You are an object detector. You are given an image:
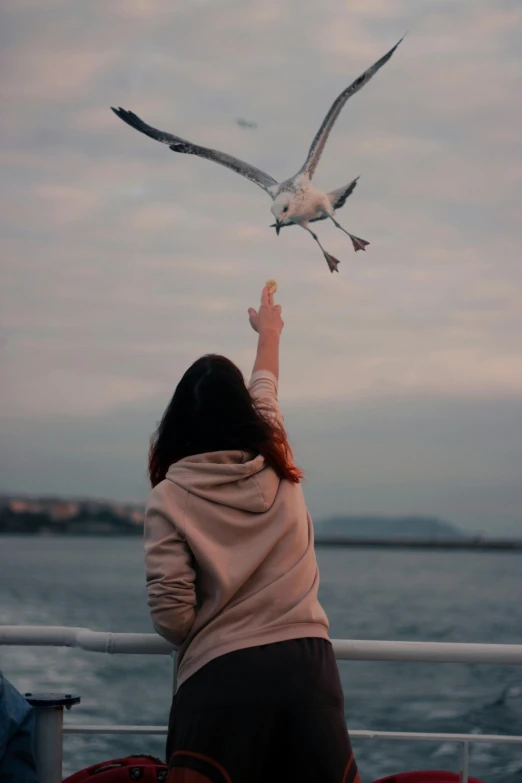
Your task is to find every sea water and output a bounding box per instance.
[1,536,521,781]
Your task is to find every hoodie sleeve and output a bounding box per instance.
[249,369,284,428]
[144,486,197,648]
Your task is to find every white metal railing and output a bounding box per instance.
[3,625,522,664]
[2,625,522,783]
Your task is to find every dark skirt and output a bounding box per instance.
[166,637,361,783]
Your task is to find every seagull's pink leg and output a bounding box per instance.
[329,216,370,253]
[302,225,341,273]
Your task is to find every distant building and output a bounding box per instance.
[49,502,80,521]
[129,509,145,525]
[8,499,44,514]
[1,494,145,534]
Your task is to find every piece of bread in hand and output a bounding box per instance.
[266,279,277,296]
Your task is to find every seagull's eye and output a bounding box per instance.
[283,206,288,213]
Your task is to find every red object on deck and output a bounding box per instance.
[373,772,484,782]
[62,754,167,781]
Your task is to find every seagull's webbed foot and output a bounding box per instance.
[324,252,341,273]
[348,233,370,252]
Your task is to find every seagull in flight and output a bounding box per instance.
[112,37,403,273]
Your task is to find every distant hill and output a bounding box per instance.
[315,515,465,540]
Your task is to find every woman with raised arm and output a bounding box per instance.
[144,285,361,783]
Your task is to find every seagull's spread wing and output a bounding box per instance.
[112,108,278,196]
[300,37,404,179]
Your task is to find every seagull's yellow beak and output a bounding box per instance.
[275,220,282,236]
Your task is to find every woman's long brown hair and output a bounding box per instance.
[149,354,303,488]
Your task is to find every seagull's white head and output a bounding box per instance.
[271,192,296,235]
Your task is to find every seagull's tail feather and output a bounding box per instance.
[328,177,360,211]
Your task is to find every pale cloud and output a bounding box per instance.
[105,0,179,20]
[341,0,408,20]
[2,367,163,418]
[31,184,102,225]
[316,20,383,62]
[351,133,444,160]
[130,202,198,233]
[1,49,118,104]
[0,0,521,530]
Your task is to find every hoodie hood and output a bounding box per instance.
[166,450,281,513]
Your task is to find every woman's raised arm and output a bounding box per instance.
[248,284,283,380]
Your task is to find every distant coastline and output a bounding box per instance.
[314,537,522,551]
[314,514,522,550]
[0,494,144,536]
[1,494,521,550]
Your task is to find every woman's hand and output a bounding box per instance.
[248,285,284,337]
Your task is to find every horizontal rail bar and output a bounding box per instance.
[351,731,522,745]
[333,639,522,665]
[64,725,168,735]
[2,626,522,664]
[0,626,173,655]
[62,725,522,744]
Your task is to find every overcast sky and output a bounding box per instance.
[1,0,521,534]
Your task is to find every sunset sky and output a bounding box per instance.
[1,0,521,534]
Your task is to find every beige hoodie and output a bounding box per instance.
[144,370,329,690]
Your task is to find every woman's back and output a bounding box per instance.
[144,371,329,689]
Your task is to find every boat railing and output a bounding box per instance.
[1,625,522,783]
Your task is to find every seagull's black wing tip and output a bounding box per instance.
[111,107,143,130]
[380,33,406,64]
[384,33,407,60]
[111,106,136,116]
[111,106,127,118]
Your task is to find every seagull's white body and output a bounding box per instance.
[112,37,403,273]
[274,176,332,223]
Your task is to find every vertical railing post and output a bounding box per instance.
[25,693,80,783]
[459,741,469,783]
